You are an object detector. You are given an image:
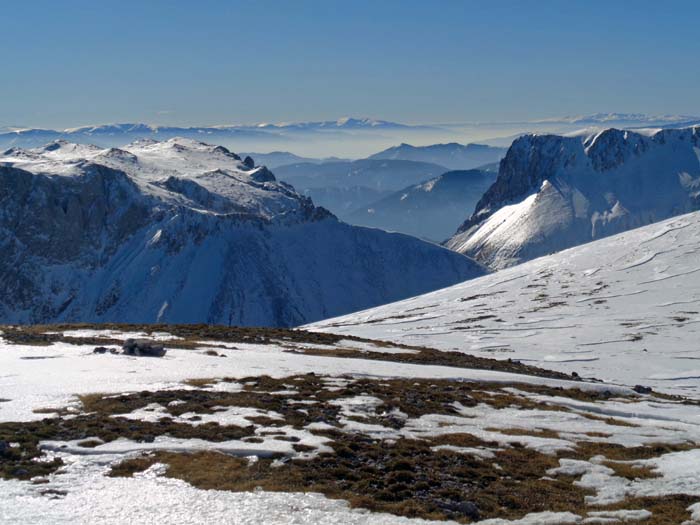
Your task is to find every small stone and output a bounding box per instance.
[633,384,653,394]
[457,502,480,520]
[121,339,166,358]
[250,166,275,182]
[93,346,108,354]
[31,478,50,485]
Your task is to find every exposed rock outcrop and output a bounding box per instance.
[447,127,700,268]
[0,138,484,326]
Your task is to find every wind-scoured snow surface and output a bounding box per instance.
[447,126,700,269]
[0,138,483,326]
[310,211,700,397]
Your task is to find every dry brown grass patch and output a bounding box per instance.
[109,437,593,523]
[486,427,561,439]
[601,460,660,480]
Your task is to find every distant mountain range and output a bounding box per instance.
[0,118,454,159]
[270,143,505,238]
[348,169,497,242]
[253,117,437,132]
[446,126,700,269]
[543,112,700,127]
[4,114,698,158]
[0,138,484,326]
[0,118,439,151]
[273,159,448,216]
[367,142,506,170]
[248,142,504,173]
[238,151,349,169]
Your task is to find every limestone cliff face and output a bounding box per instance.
[447,127,700,269]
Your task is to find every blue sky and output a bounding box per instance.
[3,0,699,128]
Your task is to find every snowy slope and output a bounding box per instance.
[368,142,506,170]
[347,169,496,242]
[447,127,700,269]
[0,138,484,326]
[309,211,700,396]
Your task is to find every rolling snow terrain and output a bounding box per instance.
[447,127,700,269]
[310,211,700,398]
[0,138,483,326]
[348,169,497,242]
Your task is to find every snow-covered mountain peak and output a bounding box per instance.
[63,122,157,134]
[118,137,249,177]
[0,138,300,220]
[41,139,103,157]
[447,126,700,269]
[0,138,483,326]
[335,116,362,126]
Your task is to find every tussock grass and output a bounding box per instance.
[3,364,699,523]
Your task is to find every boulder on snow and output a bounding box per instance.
[249,166,276,183]
[122,339,167,358]
[243,156,255,169]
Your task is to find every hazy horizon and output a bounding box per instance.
[4,0,699,131]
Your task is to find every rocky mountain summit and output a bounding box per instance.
[0,138,484,326]
[447,127,700,268]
